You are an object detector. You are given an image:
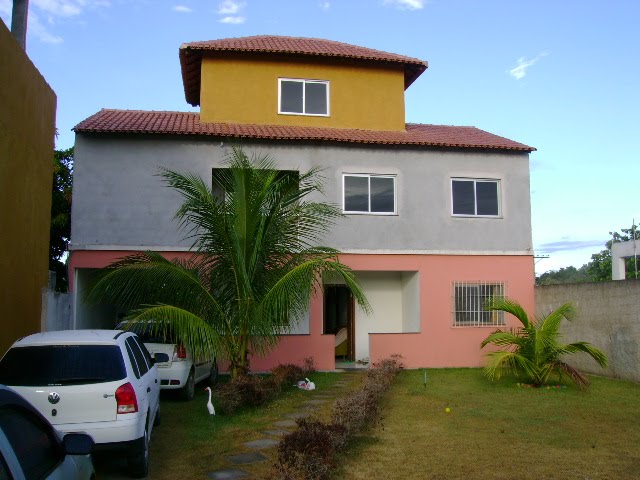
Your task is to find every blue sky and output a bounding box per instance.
[2,0,638,274]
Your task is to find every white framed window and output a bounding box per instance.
[343,174,396,215]
[278,78,329,116]
[452,281,505,327]
[451,178,500,217]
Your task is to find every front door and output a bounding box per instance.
[324,285,355,361]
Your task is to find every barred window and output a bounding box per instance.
[453,281,505,327]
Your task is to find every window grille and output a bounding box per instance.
[453,281,505,327]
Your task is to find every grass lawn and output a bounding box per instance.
[333,369,640,480]
[147,371,350,479]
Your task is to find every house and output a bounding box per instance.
[69,35,535,371]
[0,21,56,354]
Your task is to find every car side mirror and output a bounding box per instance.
[63,433,94,455]
[153,352,169,364]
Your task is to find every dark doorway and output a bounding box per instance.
[324,285,354,361]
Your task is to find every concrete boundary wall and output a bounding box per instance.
[535,280,640,382]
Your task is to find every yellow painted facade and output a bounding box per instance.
[0,22,56,354]
[200,57,406,131]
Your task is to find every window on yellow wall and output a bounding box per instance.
[279,78,329,116]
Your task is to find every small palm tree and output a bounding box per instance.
[88,147,370,378]
[480,298,607,389]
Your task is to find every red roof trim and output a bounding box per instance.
[179,35,428,106]
[74,109,536,152]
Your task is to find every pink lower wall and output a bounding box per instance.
[70,251,534,371]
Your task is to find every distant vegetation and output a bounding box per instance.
[537,225,639,285]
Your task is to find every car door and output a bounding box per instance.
[123,337,151,421]
[0,404,81,480]
[131,337,160,419]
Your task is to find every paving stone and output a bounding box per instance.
[273,419,296,428]
[262,429,289,437]
[284,412,311,419]
[207,468,251,479]
[244,438,280,449]
[227,452,268,465]
[310,394,332,399]
[303,399,328,405]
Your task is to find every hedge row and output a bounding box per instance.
[216,357,315,414]
[275,355,403,480]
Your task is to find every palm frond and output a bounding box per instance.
[552,360,590,390]
[484,351,536,381]
[538,303,576,334]
[485,298,532,328]
[86,251,226,320]
[127,305,220,359]
[559,342,608,367]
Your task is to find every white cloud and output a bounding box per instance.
[173,5,193,13]
[219,15,245,24]
[509,52,548,80]
[383,0,425,10]
[3,0,110,44]
[217,0,244,15]
[29,12,63,43]
[32,0,82,17]
[318,1,330,10]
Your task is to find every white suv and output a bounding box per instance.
[116,321,217,401]
[0,330,168,478]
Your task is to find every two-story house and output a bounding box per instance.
[70,35,535,371]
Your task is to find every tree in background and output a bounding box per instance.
[537,224,639,285]
[88,147,371,378]
[586,226,639,281]
[50,148,73,292]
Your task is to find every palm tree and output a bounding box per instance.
[480,298,607,389]
[88,147,370,378]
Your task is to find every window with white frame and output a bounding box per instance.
[453,281,505,327]
[279,78,329,116]
[451,178,500,216]
[343,174,396,214]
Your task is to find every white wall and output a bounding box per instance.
[355,272,404,361]
[401,271,420,332]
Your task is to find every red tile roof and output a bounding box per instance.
[74,109,535,152]
[179,35,428,106]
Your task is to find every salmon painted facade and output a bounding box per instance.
[70,36,536,371]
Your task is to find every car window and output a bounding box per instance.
[124,341,141,379]
[132,337,154,369]
[0,405,61,480]
[0,345,126,386]
[125,338,149,377]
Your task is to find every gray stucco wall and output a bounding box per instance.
[535,280,640,382]
[71,135,532,254]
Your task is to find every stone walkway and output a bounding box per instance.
[207,373,361,479]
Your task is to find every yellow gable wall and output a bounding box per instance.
[200,57,406,131]
[0,22,56,354]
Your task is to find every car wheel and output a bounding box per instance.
[153,403,161,427]
[180,369,195,401]
[208,359,219,385]
[128,421,149,478]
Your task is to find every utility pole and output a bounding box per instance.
[11,0,29,50]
